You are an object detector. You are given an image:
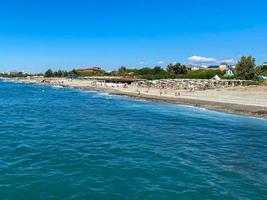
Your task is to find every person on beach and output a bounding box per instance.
[175,91,181,97]
[160,88,163,96]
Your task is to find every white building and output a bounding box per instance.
[225,69,234,77]
[201,65,209,69]
[191,67,200,71]
[229,65,236,69]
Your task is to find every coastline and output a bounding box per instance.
[1,77,267,119]
[81,86,267,118]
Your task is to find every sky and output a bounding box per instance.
[0,0,266,72]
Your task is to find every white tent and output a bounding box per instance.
[211,75,221,81]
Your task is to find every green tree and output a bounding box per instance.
[44,69,53,77]
[258,65,267,72]
[53,71,58,77]
[62,71,69,77]
[118,66,127,76]
[152,66,166,75]
[57,70,63,77]
[235,56,256,80]
[138,67,153,75]
[166,63,188,75]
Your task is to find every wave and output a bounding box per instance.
[52,85,64,89]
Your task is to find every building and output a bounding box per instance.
[224,69,234,77]
[207,63,229,71]
[207,65,220,70]
[219,63,228,71]
[75,67,103,74]
[191,66,200,71]
[263,62,267,66]
[229,65,236,69]
[201,65,209,69]
[186,65,200,71]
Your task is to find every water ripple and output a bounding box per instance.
[0,81,267,199]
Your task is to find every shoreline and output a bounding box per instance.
[1,77,267,119]
[80,86,267,119]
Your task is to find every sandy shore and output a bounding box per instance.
[2,77,267,118]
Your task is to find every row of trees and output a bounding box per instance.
[43,56,266,80]
[234,56,267,79]
[116,56,262,80]
[44,69,78,78]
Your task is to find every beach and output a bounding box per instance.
[2,77,267,118]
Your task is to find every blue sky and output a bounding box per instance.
[0,0,266,72]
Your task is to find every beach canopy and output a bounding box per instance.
[258,75,266,80]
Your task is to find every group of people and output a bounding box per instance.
[135,87,181,97]
[92,81,128,89]
[91,80,184,98]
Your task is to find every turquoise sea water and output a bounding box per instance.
[0,81,267,200]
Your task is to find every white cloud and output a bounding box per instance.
[219,58,235,64]
[188,56,217,63]
[157,61,164,65]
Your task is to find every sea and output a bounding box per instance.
[0,81,266,200]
